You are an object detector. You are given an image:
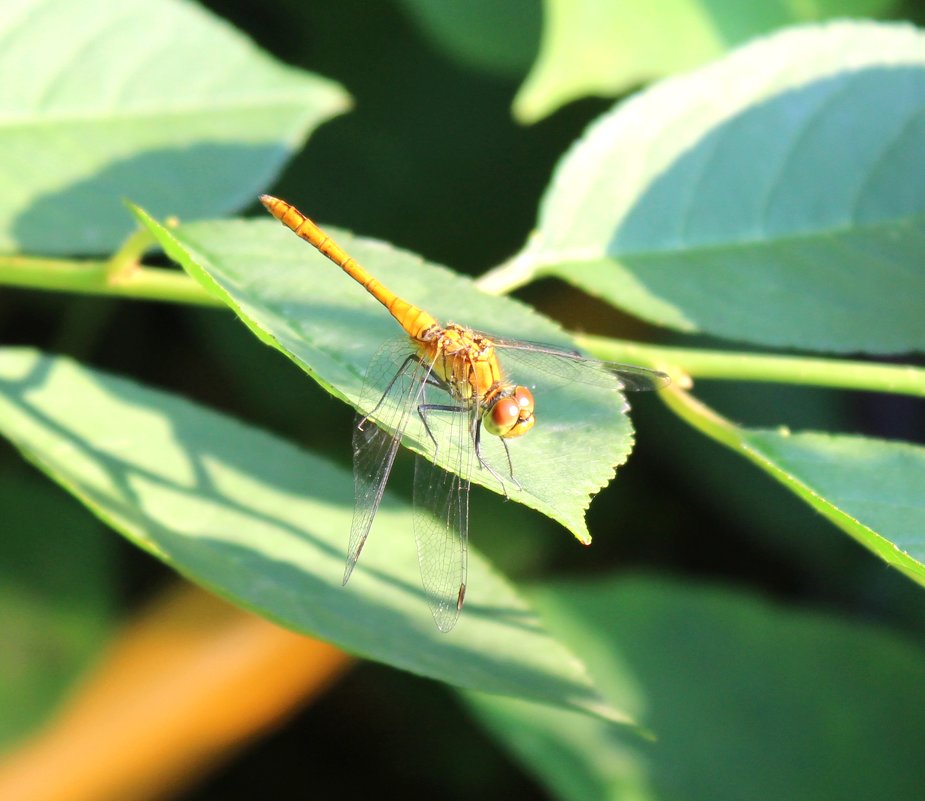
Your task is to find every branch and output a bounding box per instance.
[575,334,925,398]
[0,255,222,307]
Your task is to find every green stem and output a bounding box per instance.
[658,383,741,449]
[475,242,539,295]
[0,255,222,307]
[106,226,157,280]
[4,244,925,400]
[575,333,925,398]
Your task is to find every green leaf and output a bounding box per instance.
[0,347,632,724]
[514,0,895,122]
[465,575,925,801]
[741,428,925,585]
[133,207,645,545]
[395,0,540,77]
[662,387,925,587]
[0,470,113,750]
[520,21,925,353]
[0,0,349,255]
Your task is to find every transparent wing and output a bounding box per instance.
[488,336,670,392]
[411,381,475,632]
[345,341,432,585]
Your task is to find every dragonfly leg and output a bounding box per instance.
[473,419,516,498]
[360,354,428,430]
[417,402,467,464]
[499,437,523,492]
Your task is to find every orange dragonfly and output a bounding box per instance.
[261,195,669,631]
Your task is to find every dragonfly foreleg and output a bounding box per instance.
[499,437,523,492]
[473,419,519,498]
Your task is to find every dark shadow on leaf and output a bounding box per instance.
[11,142,290,256]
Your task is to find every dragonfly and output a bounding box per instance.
[260,195,669,631]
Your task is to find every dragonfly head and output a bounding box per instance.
[484,386,535,439]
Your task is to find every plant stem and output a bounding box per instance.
[575,333,925,398]
[0,255,222,307]
[656,384,834,538]
[475,241,539,295]
[106,227,157,280]
[657,383,741,448]
[4,249,924,399]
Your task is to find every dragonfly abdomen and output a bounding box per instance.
[260,194,438,340]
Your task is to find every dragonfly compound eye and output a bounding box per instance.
[507,386,536,437]
[513,386,535,414]
[484,388,536,438]
[484,396,521,437]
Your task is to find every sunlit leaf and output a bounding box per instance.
[520,21,925,353]
[0,348,632,723]
[134,207,655,545]
[0,0,349,254]
[465,575,925,801]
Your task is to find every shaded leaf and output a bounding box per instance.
[396,0,540,77]
[465,575,925,801]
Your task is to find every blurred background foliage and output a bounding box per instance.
[2,1,925,799]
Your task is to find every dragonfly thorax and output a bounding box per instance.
[416,325,536,438]
[419,324,500,401]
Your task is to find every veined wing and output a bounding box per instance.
[412,379,475,632]
[345,342,433,585]
[489,336,670,392]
